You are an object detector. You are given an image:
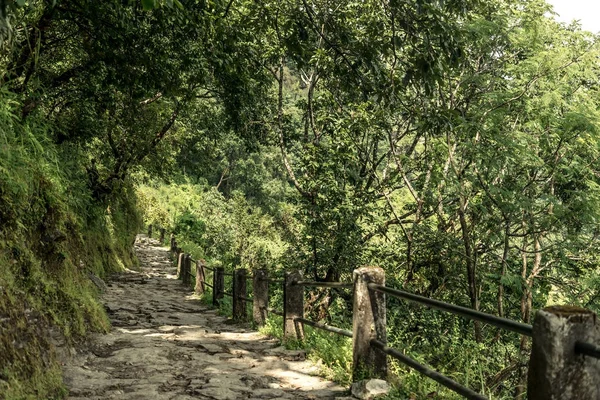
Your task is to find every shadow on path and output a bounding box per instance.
[62,235,348,400]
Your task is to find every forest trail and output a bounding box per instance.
[61,236,348,400]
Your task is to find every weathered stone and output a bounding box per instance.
[88,272,107,292]
[528,305,600,400]
[213,267,224,306]
[233,268,247,321]
[264,346,306,361]
[352,266,387,380]
[351,379,390,400]
[182,254,191,286]
[194,259,206,294]
[284,270,304,340]
[176,252,185,279]
[253,269,268,326]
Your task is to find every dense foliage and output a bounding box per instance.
[1,0,599,398]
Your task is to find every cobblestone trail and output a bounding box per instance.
[62,236,347,400]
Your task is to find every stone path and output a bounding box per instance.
[62,236,348,400]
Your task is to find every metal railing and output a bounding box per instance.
[149,225,600,400]
[368,284,533,337]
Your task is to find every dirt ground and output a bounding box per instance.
[61,236,348,400]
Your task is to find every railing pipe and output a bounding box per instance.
[294,317,352,338]
[370,339,487,400]
[263,279,284,284]
[575,340,600,359]
[368,284,533,337]
[264,307,283,317]
[295,281,352,288]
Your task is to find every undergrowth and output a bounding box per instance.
[0,90,141,399]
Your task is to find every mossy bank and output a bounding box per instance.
[0,91,141,399]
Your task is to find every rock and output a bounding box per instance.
[88,272,107,292]
[264,346,306,361]
[351,379,390,400]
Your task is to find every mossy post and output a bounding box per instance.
[159,228,165,244]
[213,267,224,306]
[176,251,185,280]
[182,254,191,286]
[147,224,152,238]
[233,269,247,321]
[170,234,175,252]
[352,266,387,381]
[253,269,268,326]
[527,305,600,399]
[195,259,205,294]
[284,270,304,341]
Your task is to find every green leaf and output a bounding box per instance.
[141,0,156,11]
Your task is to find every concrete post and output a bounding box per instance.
[284,270,304,341]
[233,269,248,321]
[213,267,224,306]
[159,228,165,244]
[172,241,178,260]
[147,224,153,238]
[176,252,185,280]
[352,266,387,380]
[195,259,205,294]
[182,254,191,286]
[527,305,600,400]
[253,269,268,326]
[170,234,175,252]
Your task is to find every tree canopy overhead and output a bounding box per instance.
[1,0,600,398]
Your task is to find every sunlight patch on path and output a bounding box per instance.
[61,236,348,400]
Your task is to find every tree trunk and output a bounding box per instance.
[458,197,481,342]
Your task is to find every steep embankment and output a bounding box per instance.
[0,92,140,399]
[62,236,346,400]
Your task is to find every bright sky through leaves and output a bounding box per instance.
[545,0,600,33]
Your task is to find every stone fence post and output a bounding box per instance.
[182,254,191,286]
[528,305,600,400]
[352,266,387,380]
[176,251,185,279]
[213,267,224,306]
[284,270,304,341]
[195,259,205,294]
[253,269,268,326]
[233,269,247,321]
